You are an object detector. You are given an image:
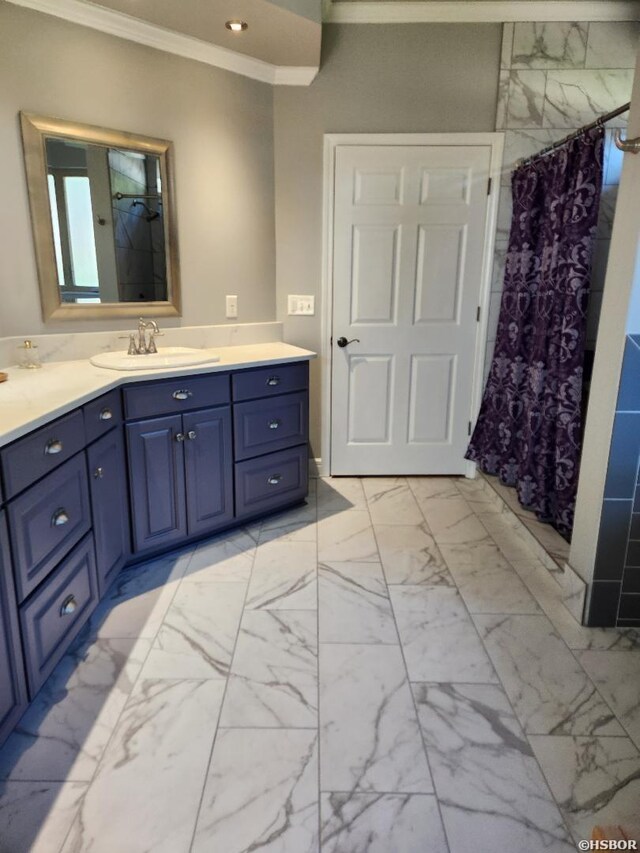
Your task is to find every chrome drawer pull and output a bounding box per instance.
[45,439,63,455]
[267,474,282,486]
[94,467,104,479]
[172,389,193,400]
[60,595,77,617]
[187,430,197,440]
[52,508,70,527]
[99,407,113,421]
[268,419,281,430]
[266,376,280,386]
[175,433,185,442]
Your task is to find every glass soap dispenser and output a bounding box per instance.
[17,339,42,369]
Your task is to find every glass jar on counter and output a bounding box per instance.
[17,340,42,369]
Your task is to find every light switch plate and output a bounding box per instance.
[288,294,315,316]
[226,295,238,319]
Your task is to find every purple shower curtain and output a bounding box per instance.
[466,126,604,537]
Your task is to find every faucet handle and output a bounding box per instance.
[118,333,139,355]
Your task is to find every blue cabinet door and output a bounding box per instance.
[183,407,234,537]
[0,512,28,745]
[126,415,187,553]
[88,428,131,595]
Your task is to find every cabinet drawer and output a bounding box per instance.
[234,391,308,461]
[20,534,98,697]
[232,361,308,402]
[1,410,85,499]
[9,454,91,602]
[84,389,122,445]
[235,444,308,519]
[123,373,230,420]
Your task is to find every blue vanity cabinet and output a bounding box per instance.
[0,512,28,746]
[183,407,234,537]
[87,428,131,595]
[126,414,188,553]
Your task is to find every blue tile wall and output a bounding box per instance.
[587,335,640,627]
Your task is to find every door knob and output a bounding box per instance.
[336,337,360,348]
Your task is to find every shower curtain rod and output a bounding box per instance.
[518,101,631,168]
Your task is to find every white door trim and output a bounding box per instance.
[320,132,504,477]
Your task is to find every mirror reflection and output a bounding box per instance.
[20,112,180,321]
[45,139,167,304]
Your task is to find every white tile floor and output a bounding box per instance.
[1,475,640,852]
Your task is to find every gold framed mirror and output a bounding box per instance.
[20,112,181,321]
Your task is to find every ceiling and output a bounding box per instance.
[5,0,639,86]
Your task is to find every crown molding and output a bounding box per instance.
[5,0,319,86]
[325,1,640,23]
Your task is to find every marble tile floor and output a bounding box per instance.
[1,475,640,852]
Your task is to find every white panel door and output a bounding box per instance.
[331,144,492,474]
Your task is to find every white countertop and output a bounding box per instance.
[0,343,316,448]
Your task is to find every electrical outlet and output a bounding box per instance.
[226,295,238,319]
[288,295,315,316]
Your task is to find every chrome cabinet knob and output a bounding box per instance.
[51,508,70,527]
[267,474,282,485]
[266,376,280,386]
[268,419,280,430]
[172,390,193,400]
[45,439,63,455]
[187,430,197,440]
[175,432,185,442]
[99,407,113,421]
[60,595,77,617]
[94,467,104,479]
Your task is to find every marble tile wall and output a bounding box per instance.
[486,22,638,385]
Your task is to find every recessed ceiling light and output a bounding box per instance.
[225,20,248,32]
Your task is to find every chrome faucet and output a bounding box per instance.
[120,318,162,355]
[137,318,161,354]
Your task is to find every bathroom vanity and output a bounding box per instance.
[0,343,313,745]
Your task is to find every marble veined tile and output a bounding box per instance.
[506,70,547,128]
[0,637,150,782]
[87,550,191,639]
[317,477,367,513]
[319,561,397,643]
[246,540,317,610]
[320,793,447,853]
[319,643,433,793]
[512,22,587,69]
[192,728,318,853]
[374,523,452,586]
[529,735,640,844]
[362,477,423,525]
[390,586,497,683]
[317,511,378,564]
[220,610,317,727]
[406,476,460,506]
[544,69,634,128]
[438,540,540,614]
[140,582,245,679]
[413,683,573,853]
[0,780,88,853]
[578,651,640,749]
[61,679,225,853]
[475,614,624,736]
[420,496,487,546]
[586,22,640,70]
[182,528,256,583]
[259,502,317,544]
[513,557,640,652]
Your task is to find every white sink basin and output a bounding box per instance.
[90,347,220,371]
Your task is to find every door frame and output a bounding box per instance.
[320,132,504,477]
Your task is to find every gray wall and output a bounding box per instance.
[0,3,276,335]
[274,23,502,455]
